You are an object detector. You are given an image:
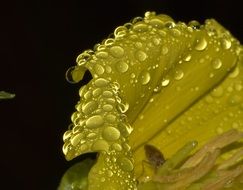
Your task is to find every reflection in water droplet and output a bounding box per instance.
[174,70,184,80]
[110,46,125,58]
[102,127,121,141]
[94,78,109,87]
[116,60,129,73]
[82,101,98,115]
[135,50,147,62]
[161,78,170,86]
[195,38,207,51]
[66,66,86,83]
[212,58,222,69]
[139,71,151,85]
[86,115,104,128]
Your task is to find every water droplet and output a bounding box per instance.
[174,70,184,80]
[79,85,87,97]
[117,157,134,172]
[110,46,125,58]
[212,58,222,69]
[114,26,127,38]
[116,60,129,73]
[183,54,191,62]
[152,38,161,46]
[229,67,239,78]
[92,88,102,97]
[161,46,168,55]
[94,64,105,75]
[62,142,69,155]
[139,71,151,85]
[135,50,147,62]
[82,101,98,115]
[211,86,224,97]
[161,78,170,86]
[103,90,113,98]
[94,78,109,87]
[148,19,163,29]
[105,114,117,123]
[119,123,133,137]
[102,104,113,112]
[84,90,92,100]
[221,38,231,49]
[195,38,207,51]
[106,170,113,177]
[112,143,123,151]
[63,130,72,141]
[118,102,129,113]
[188,20,200,29]
[70,133,83,146]
[133,23,149,33]
[86,115,104,129]
[130,73,136,79]
[91,139,109,152]
[171,28,181,37]
[96,51,109,59]
[66,66,86,83]
[102,127,121,141]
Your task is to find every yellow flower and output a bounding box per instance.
[59,12,243,190]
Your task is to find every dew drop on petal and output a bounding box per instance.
[174,70,184,80]
[116,60,129,73]
[195,38,207,51]
[91,139,109,152]
[135,50,147,62]
[117,157,134,172]
[86,115,104,129]
[102,127,121,141]
[139,71,151,85]
[221,38,231,50]
[212,58,222,69]
[161,78,170,86]
[110,46,125,58]
[70,133,83,146]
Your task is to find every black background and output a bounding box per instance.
[1,0,242,189]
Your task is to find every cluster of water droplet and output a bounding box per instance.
[62,10,242,189]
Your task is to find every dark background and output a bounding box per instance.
[1,0,242,189]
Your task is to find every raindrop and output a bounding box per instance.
[96,51,109,59]
[135,50,147,62]
[92,88,102,97]
[221,38,231,50]
[116,60,129,73]
[94,78,109,87]
[63,130,72,141]
[110,46,125,58]
[65,66,86,83]
[174,70,184,80]
[86,115,104,129]
[112,143,123,151]
[133,23,149,33]
[211,58,222,69]
[102,104,113,112]
[82,101,98,115]
[149,18,164,29]
[70,133,83,146]
[139,71,151,85]
[94,64,105,75]
[161,46,168,55]
[103,90,113,98]
[117,157,134,172]
[105,114,117,123]
[86,132,97,139]
[102,127,121,141]
[161,78,170,86]
[195,38,207,51]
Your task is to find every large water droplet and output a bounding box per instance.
[135,50,147,62]
[112,143,123,151]
[92,88,102,97]
[116,60,129,73]
[211,58,222,69]
[70,133,83,146]
[86,115,104,129]
[195,38,207,51]
[82,101,98,115]
[94,78,109,87]
[133,23,149,33]
[96,51,109,59]
[102,127,121,141]
[102,104,113,112]
[63,130,72,141]
[117,157,134,172]
[105,114,117,123]
[103,90,113,98]
[66,66,86,83]
[110,46,125,58]
[139,71,151,85]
